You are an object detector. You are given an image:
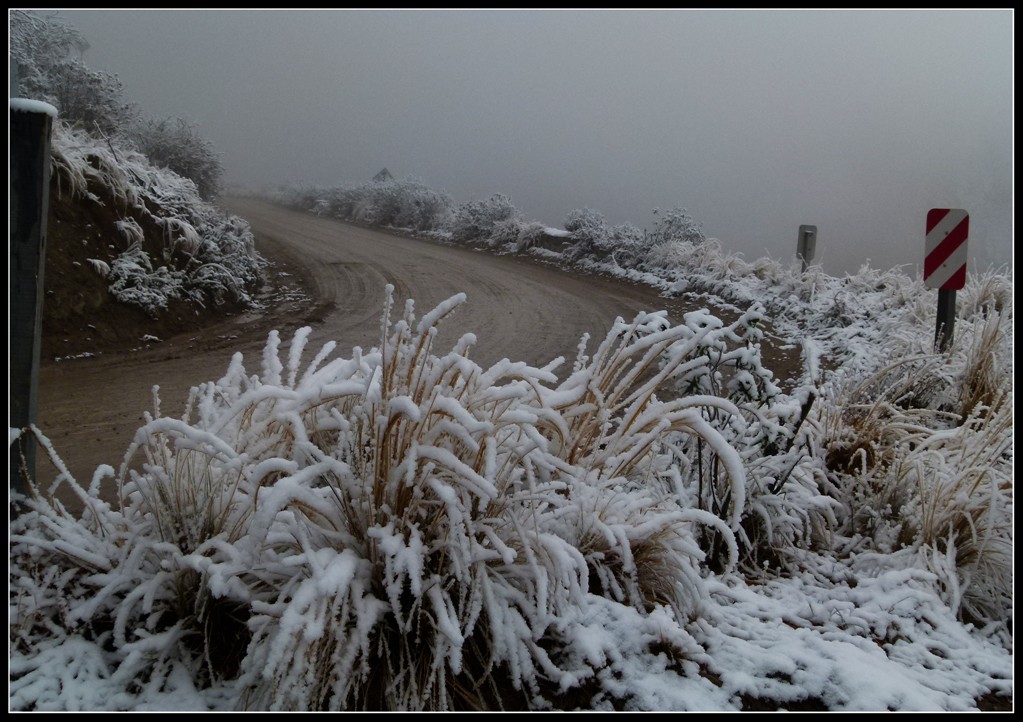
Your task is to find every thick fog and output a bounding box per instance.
[53,9,1012,276]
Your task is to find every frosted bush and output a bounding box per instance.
[299,176,454,233]
[12,290,750,711]
[128,116,224,200]
[819,294,1013,630]
[108,246,186,314]
[648,207,706,247]
[662,305,839,571]
[485,217,525,248]
[50,122,264,313]
[10,10,136,137]
[512,221,548,251]
[563,207,613,260]
[449,193,521,243]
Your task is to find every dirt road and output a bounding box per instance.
[35,199,798,500]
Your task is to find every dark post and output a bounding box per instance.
[10,101,55,503]
[797,225,817,273]
[934,288,956,353]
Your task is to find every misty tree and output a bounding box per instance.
[9,9,136,136]
[606,222,648,266]
[649,206,706,246]
[306,178,453,232]
[379,177,454,231]
[347,177,453,231]
[563,207,612,260]
[449,194,521,243]
[128,116,225,200]
[10,9,225,200]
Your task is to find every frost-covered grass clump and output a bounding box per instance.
[12,289,752,710]
[598,239,1014,631]
[537,217,1013,618]
[817,280,1013,631]
[51,122,264,315]
[10,285,1012,710]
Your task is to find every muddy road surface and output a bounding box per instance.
[36,199,799,506]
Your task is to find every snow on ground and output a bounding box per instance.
[10,184,1012,711]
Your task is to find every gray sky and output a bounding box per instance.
[52,9,1012,276]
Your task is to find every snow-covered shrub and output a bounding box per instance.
[107,246,187,314]
[601,222,647,267]
[560,211,649,266]
[513,221,549,252]
[563,207,612,261]
[577,207,707,269]
[818,280,1013,630]
[10,9,136,136]
[483,217,525,248]
[642,236,747,283]
[184,208,263,304]
[11,290,750,711]
[50,122,264,314]
[128,116,224,200]
[50,122,145,210]
[388,178,455,232]
[821,370,1012,629]
[301,177,454,233]
[954,272,1012,421]
[449,193,521,243]
[361,177,453,231]
[907,389,1012,627]
[661,305,839,571]
[231,294,746,709]
[10,414,259,705]
[649,207,706,247]
[87,258,112,278]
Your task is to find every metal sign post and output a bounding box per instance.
[924,208,969,352]
[934,288,957,354]
[797,225,817,272]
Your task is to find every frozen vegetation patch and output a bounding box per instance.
[10,279,1013,710]
[51,123,264,315]
[12,10,258,317]
[12,289,744,710]
[252,178,1012,706]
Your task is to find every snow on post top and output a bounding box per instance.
[9,98,58,117]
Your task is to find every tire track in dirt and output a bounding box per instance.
[35,199,801,511]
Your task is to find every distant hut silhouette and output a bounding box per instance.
[373,168,393,183]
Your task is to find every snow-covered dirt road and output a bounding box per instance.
[36,199,798,503]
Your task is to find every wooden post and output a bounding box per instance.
[934,288,956,353]
[10,100,55,506]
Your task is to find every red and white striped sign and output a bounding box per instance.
[925,208,969,290]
